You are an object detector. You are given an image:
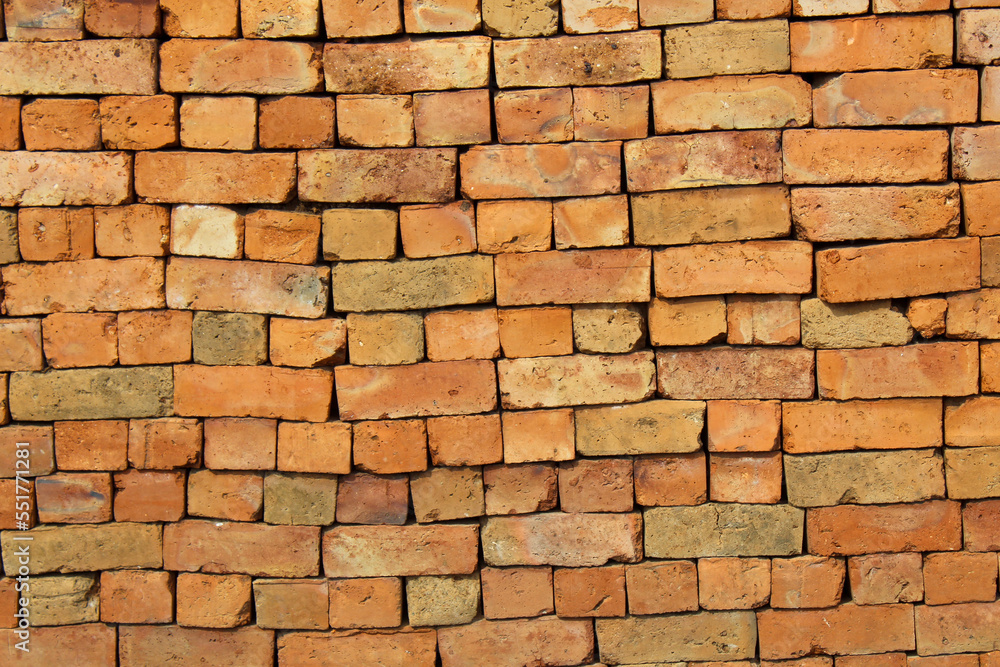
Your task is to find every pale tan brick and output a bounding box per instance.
[300,149,456,203]
[575,400,703,455]
[499,351,655,409]
[462,142,621,199]
[323,524,479,577]
[1,522,161,573]
[324,38,490,93]
[785,450,945,506]
[10,367,172,421]
[160,39,322,94]
[664,20,790,78]
[653,75,810,133]
[482,512,642,566]
[495,248,649,306]
[644,503,804,558]
[0,152,132,207]
[0,40,157,95]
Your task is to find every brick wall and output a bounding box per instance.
[0,0,999,664]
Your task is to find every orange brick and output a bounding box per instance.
[322,208,397,261]
[337,95,413,148]
[710,452,783,504]
[113,469,186,522]
[202,418,277,471]
[276,421,351,474]
[403,0,481,32]
[100,570,174,624]
[35,472,112,523]
[329,577,403,629]
[353,419,427,474]
[923,552,998,605]
[809,500,961,556]
[427,413,503,466]
[477,200,552,254]
[481,566,553,621]
[640,0,712,25]
[625,560,698,615]
[502,409,575,463]
[559,458,632,513]
[128,418,203,469]
[99,95,178,151]
[633,452,706,506]
[495,88,572,144]
[498,307,572,358]
[496,248,650,306]
[945,396,1000,447]
[258,95,334,149]
[985,343,1000,393]
[253,578,329,630]
[554,565,626,617]
[771,556,846,609]
[0,319,44,371]
[563,0,637,33]
[54,420,128,471]
[0,97,22,150]
[136,152,296,204]
[908,297,948,339]
[552,195,629,249]
[962,182,1000,237]
[269,318,346,368]
[18,207,94,261]
[958,8,1000,64]
[119,626,272,665]
[322,0,400,36]
[84,0,160,37]
[648,296,727,346]
[954,126,1000,181]
[176,572,252,628]
[790,14,953,72]
[174,365,334,422]
[0,478,32,530]
[400,201,477,258]
[410,466,484,522]
[94,204,170,257]
[41,312,117,368]
[462,142,621,199]
[181,95,257,150]
[413,89,492,146]
[241,0,320,37]
[783,129,949,184]
[707,400,780,453]
[188,469,264,521]
[484,462,558,514]
[727,295,800,345]
[0,625,116,664]
[654,241,812,298]
[21,98,100,150]
[572,85,647,141]
[699,557,771,609]
[0,424,55,477]
[118,310,192,365]
[161,0,238,37]
[336,472,409,525]
[164,519,320,577]
[910,656,980,667]
[783,398,942,454]
[244,209,320,265]
[759,604,916,660]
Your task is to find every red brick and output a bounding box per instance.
[710,452,783,504]
[501,409,575,463]
[276,422,351,474]
[403,0,481,32]
[353,419,427,474]
[495,248,649,307]
[625,560,698,615]
[165,519,320,577]
[573,85,648,141]
[783,399,942,454]
[915,601,1000,655]
[0,425,55,478]
[242,0,320,37]
[35,472,111,523]
[324,38,490,93]
[438,617,595,667]
[482,512,642,566]
[0,40,157,96]
[477,199,552,254]
[128,418,202,469]
[481,566,553,620]
[337,94,413,148]
[120,626,273,667]
[924,552,998,605]
[817,342,979,400]
[552,195,629,249]
[807,500,962,556]
[179,96,256,151]
[42,312,117,368]
[400,201,477,258]
[136,152,296,204]
[258,96,335,149]
[0,319,44,371]
[187,470,263,522]
[554,565,626,617]
[323,524,479,577]
[328,578,403,629]
[414,89,492,146]
[652,75,810,133]
[54,420,127,471]
[758,604,915,659]
[495,88,572,144]
[21,98,100,151]
[174,365,333,422]
[790,14,953,72]
[253,579,328,630]
[99,95,178,151]
[118,310,192,366]
[559,458,632,512]
[0,152,132,207]
[0,624,116,665]
[634,453,707,506]
[176,572,252,628]
[335,360,495,421]
[84,0,159,37]
[771,556,846,609]
[462,142,621,199]
[100,570,174,624]
[783,129,949,184]
[335,472,408,525]
[300,148,456,203]
[626,131,782,191]
[484,462,558,515]
[849,553,924,605]
[699,557,771,609]
[113,470,186,522]
[95,204,170,257]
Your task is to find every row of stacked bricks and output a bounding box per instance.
[3,0,1000,665]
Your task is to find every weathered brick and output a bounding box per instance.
[407,574,480,626]
[783,398,942,454]
[173,365,333,422]
[785,450,945,507]
[414,89,492,147]
[494,248,648,307]
[552,195,629,249]
[758,604,915,659]
[640,0,713,25]
[17,207,94,262]
[0,320,43,372]
[946,396,1000,447]
[664,20,790,78]
[462,142,621,199]
[323,524,479,577]
[625,560,698,615]
[166,257,328,318]
[791,185,960,242]
[258,95,335,150]
[324,38,490,93]
[495,88,572,144]
[11,367,172,421]
[494,31,660,87]
[438,617,595,667]
[300,148,455,203]
[816,342,979,399]
[498,307,571,357]
[635,452,707,506]
[400,201,477,258]
[790,15,953,71]
[0,209,19,264]
[909,297,948,339]
[427,414,503,466]
[849,552,924,604]
[502,408,574,463]
[652,75,810,133]
[654,241,811,297]
[0,100,19,152]
[955,126,1000,181]
[572,303,646,354]
[645,503,804,558]
[176,572,252,628]
[36,472,112,523]
[915,601,1000,655]
[264,472,338,525]
[727,295,800,345]
[403,0,481,32]
[0,152,132,207]
[192,312,267,366]
[253,579,329,630]
[119,626,273,667]
[321,208,397,261]
[164,520,319,577]
[244,210,320,265]
[277,422,351,474]
[187,469,263,521]
[923,552,998,605]
[482,512,641,566]
[136,152,296,204]
[100,570,174,625]
[800,299,914,349]
[596,612,757,663]
[0,425,54,478]
[573,85,648,141]
[270,318,345,368]
[160,40,321,94]
[807,500,961,555]
[113,470,186,522]
[241,0,319,37]
[945,446,1000,499]
[0,624,116,664]
[576,400,703,456]
[95,204,170,257]
[41,312,117,368]
[22,98,100,151]
[411,466,484,522]
[336,472,408,525]
[783,129,949,184]
[794,0,870,17]
[707,400,780,453]
[984,342,1000,392]
[481,566,554,619]
[353,419,427,473]
[348,313,424,366]
[322,0,401,36]
[54,419,127,471]
[161,0,239,37]
[336,360,495,420]
[657,347,815,400]
[964,182,1000,237]
[477,200,552,254]
[120,310,191,366]
[84,0,160,37]
[649,296,720,347]
[771,556,845,609]
[948,289,1000,339]
[327,578,402,628]
[1,522,161,573]
[337,94,413,148]
[99,95,178,151]
[558,458,632,512]
[626,131,782,191]
[4,0,84,40]
[499,351,654,409]
[0,40,156,95]
[128,418,202,469]
[710,451,784,503]
[484,463,558,515]
[813,70,977,127]
[699,558,770,611]
[553,564,625,617]
[958,8,1000,64]
[179,96,256,151]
